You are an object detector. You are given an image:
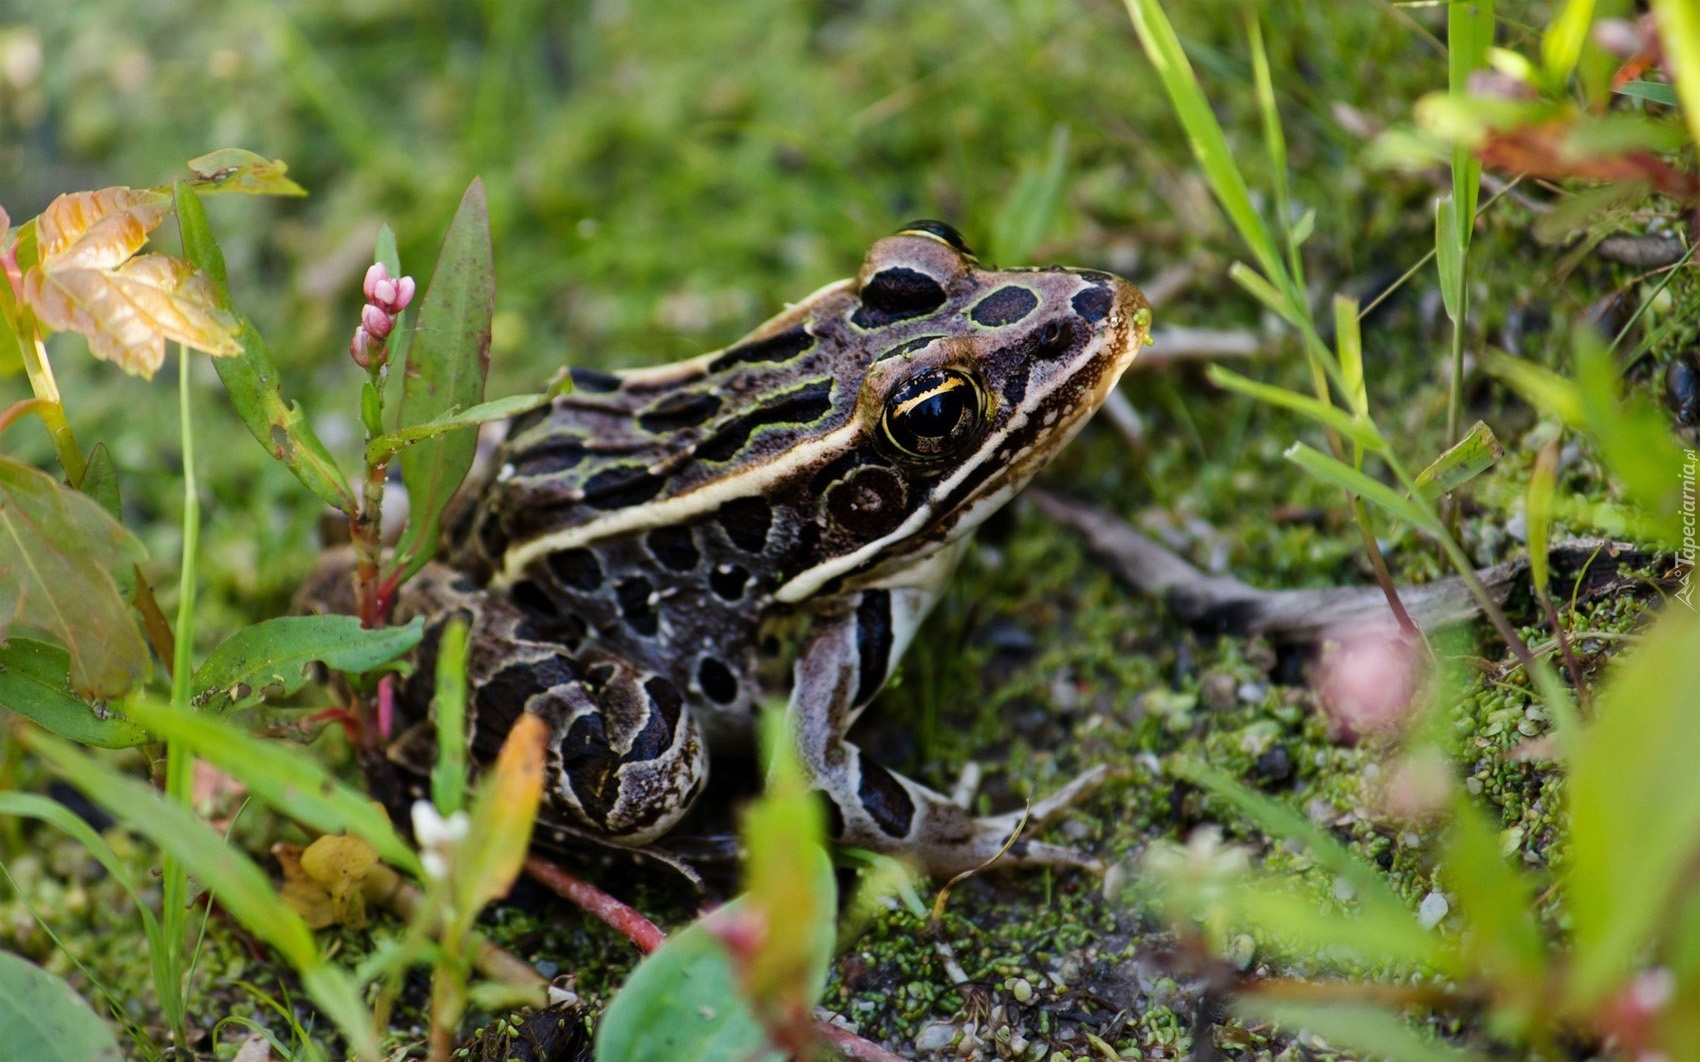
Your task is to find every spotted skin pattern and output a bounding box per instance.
[307,222,1150,875]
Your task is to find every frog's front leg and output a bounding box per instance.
[787,589,1104,877]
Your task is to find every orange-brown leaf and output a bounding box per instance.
[459,711,546,913]
[24,253,241,377]
[1477,122,1700,200]
[34,187,171,270]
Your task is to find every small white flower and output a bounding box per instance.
[411,800,470,880]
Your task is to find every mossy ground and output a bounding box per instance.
[0,0,1687,1058]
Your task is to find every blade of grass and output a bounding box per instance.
[1123,0,1283,286]
[120,696,421,876]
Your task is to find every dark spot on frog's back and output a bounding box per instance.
[614,576,658,636]
[475,657,578,731]
[1072,283,1114,323]
[709,564,749,600]
[546,548,603,591]
[697,656,738,704]
[707,326,814,373]
[694,380,834,463]
[852,268,947,328]
[971,286,1039,327]
[508,436,586,477]
[646,526,700,571]
[637,391,722,433]
[568,367,622,393]
[716,497,772,552]
[582,465,666,509]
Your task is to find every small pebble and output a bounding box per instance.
[1418,890,1450,929]
[914,1021,956,1052]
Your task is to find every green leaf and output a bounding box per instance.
[395,179,495,583]
[189,614,424,714]
[1435,194,1463,322]
[1449,0,1492,233]
[374,225,400,277]
[0,950,122,1061]
[595,911,783,1062]
[1122,0,1283,285]
[1566,605,1700,1007]
[79,443,121,522]
[1617,79,1680,106]
[1573,327,1688,541]
[1652,0,1700,162]
[176,185,354,513]
[21,729,380,1059]
[1412,420,1503,502]
[0,455,149,699]
[0,639,148,747]
[1333,295,1367,419]
[1283,442,1442,534]
[119,695,422,876]
[1542,0,1594,90]
[990,124,1069,264]
[1441,798,1548,992]
[431,617,470,817]
[1483,353,1584,425]
[1205,365,1385,453]
[366,391,549,464]
[1241,999,1490,1062]
[1227,261,1302,329]
[183,149,307,197]
[742,711,836,1019]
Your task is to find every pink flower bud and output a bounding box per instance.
[393,275,416,311]
[373,277,397,308]
[350,327,371,369]
[363,262,387,302]
[361,304,393,340]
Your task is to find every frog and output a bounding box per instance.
[303,221,1151,877]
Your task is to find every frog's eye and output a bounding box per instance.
[881,368,986,459]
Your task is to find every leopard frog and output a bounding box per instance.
[331,221,1150,876]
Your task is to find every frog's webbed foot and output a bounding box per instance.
[788,592,1105,878]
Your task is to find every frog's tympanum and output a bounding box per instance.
[305,221,1151,876]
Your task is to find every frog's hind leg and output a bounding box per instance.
[390,564,710,847]
[787,589,1104,878]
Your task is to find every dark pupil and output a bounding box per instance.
[1037,320,1068,355]
[904,391,963,438]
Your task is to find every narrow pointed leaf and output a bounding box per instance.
[119,696,422,875]
[176,185,354,512]
[1284,442,1442,534]
[1207,365,1385,453]
[396,179,494,581]
[366,392,548,464]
